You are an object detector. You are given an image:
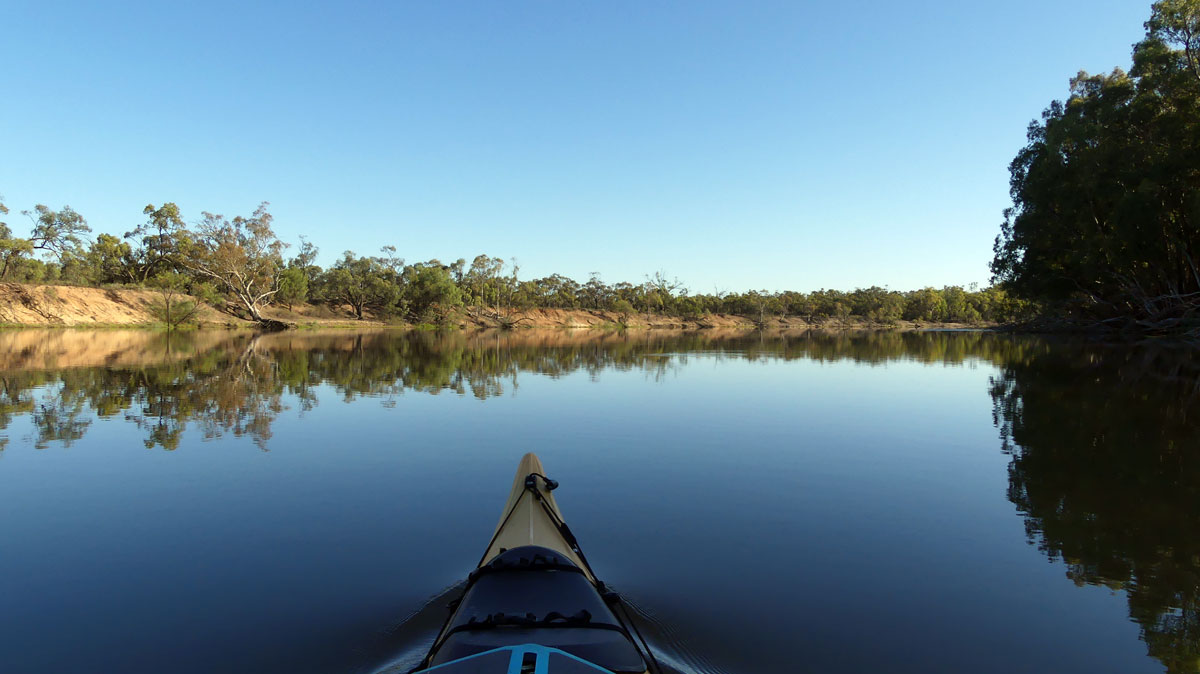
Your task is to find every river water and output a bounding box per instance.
[0,329,1195,674]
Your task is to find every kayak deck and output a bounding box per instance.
[480,453,593,580]
[415,453,654,674]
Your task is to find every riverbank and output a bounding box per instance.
[0,283,988,331]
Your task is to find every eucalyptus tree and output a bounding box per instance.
[463,254,506,307]
[646,270,685,315]
[904,288,948,322]
[400,261,463,322]
[25,205,91,262]
[80,234,136,285]
[992,0,1200,328]
[746,290,778,326]
[848,287,904,324]
[0,197,33,279]
[182,202,285,323]
[147,272,200,330]
[287,236,323,301]
[126,202,186,282]
[611,281,641,312]
[0,204,89,280]
[808,289,849,318]
[612,299,635,326]
[531,273,581,308]
[581,272,610,310]
[276,267,308,310]
[322,251,399,320]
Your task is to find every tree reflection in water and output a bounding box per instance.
[0,328,1038,452]
[991,343,1200,673]
[2,328,1196,671]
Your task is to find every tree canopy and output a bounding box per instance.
[183,202,286,322]
[127,202,187,282]
[0,195,1027,325]
[992,0,1200,333]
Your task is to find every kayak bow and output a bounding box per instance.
[413,453,656,674]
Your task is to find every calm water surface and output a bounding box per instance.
[0,329,1196,673]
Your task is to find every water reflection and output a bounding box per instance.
[991,343,1200,673]
[0,328,1037,452]
[2,328,1197,672]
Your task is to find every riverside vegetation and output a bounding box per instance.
[993,0,1200,336]
[4,1,1198,334]
[0,199,1024,329]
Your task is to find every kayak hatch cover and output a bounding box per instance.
[411,453,657,674]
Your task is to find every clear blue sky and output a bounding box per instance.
[0,0,1150,293]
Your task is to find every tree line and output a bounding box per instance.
[993,0,1200,334]
[0,197,1028,325]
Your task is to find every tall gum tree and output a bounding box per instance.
[183,202,286,323]
[0,204,90,280]
[127,202,186,282]
[0,197,31,279]
[26,205,91,261]
[992,0,1200,328]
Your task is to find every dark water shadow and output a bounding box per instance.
[618,592,733,674]
[366,584,466,674]
[990,340,1200,673]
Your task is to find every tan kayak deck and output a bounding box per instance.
[480,452,596,582]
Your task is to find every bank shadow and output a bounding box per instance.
[990,341,1200,672]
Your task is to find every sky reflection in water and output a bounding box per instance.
[0,329,1195,674]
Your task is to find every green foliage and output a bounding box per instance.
[400,262,463,323]
[184,202,285,322]
[461,254,508,307]
[148,273,200,330]
[612,298,635,325]
[188,281,223,307]
[26,204,91,261]
[743,290,778,325]
[277,267,308,310]
[904,287,948,322]
[0,224,34,280]
[0,193,12,274]
[288,236,323,300]
[322,251,400,319]
[993,1,1200,329]
[832,301,851,326]
[848,286,905,324]
[1,203,90,280]
[674,296,699,316]
[127,203,186,282]
[72,233,135,285]
[0,195,1033,326]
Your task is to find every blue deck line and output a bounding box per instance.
[415,644,616,674]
